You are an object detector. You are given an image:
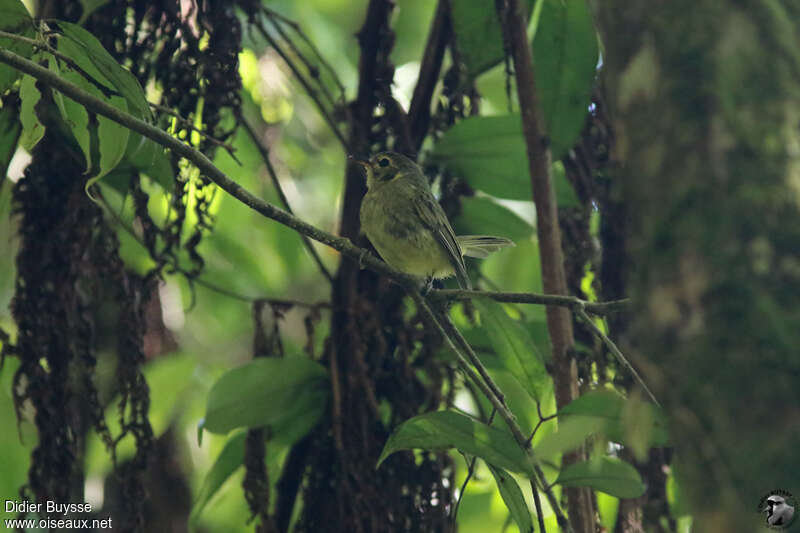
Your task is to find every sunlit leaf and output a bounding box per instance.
[430,115,578,204]
[533,415,606,460]
[474,298,547,402]
[555,456,645,498]
[204,357,329,435]
[559,389,669,448]
[377,410,533,476]
[190,431,246,524]
[0,0,34,93]
[533,0,599,159]
[487,464,534,533]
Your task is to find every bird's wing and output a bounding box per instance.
[456,235,515,258]
[413,190,472,289]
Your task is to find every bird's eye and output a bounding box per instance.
[378,158,390,168]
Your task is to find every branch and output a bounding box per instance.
[431,289,629,315]
[410,292,572,533]
[253,20,349,150]
[239,116,334,282]
[498,0,595,529]
[407,0,451,150]
[576,307,660,406]
[0,48,408,286]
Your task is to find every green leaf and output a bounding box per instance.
[452,196,533,243]
[49,56,91,170]
[54,35,131,184]
[124,133,174,189]
[204,357,329,435]
[0,0,35,93]
[377,410,533,476]
[0,102,21,180]
[559,389,670,448]
[190,431,246,524]
[18,73,43,150]
[487,464,534,533]
[54,21,152,120]
[450,0,533,78]
[533,415,606,460]
[533,0,598,160]
[474,298,547,402]
[555,456,646,499]
[95,100,130,179]
[430,114,578,204]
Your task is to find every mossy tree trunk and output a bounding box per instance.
[596,2,800,531]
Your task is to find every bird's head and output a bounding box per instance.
[351,151,418,190]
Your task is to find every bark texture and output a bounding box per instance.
[595,2,800,530]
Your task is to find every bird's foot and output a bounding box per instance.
[421,276,434,296]
[358,249,369,270]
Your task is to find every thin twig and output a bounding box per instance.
[530,477,547,533]
[264,15,338,110]
[431,288,629,315]
[239,116,334,282]
[576,307,660,407]
[527,401,557,446]
[253,20,349,150]
[149,102,240,161]
[451,408,497,531]
[262,6,347,99]
[99,192,328,309]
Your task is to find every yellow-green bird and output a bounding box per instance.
[355,151,514,290]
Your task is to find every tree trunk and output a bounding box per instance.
[595,2,800,531]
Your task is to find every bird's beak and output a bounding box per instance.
[348,155,371,181]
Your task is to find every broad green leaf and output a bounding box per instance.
[555,456,646,499]
[54,21,152,120]
[377,410,533,476]
[559,389,669,448]
[54,36,130,183]
[474,298,547,402]
[49,56,91,171]
[190,431,246,524]
[95,100,130,180]
[450,0,532,78]
[204,357,329,435]
[0,0,34,93]
[487,464,534,533]
[18,74,43,150]
[533,415,606,460]
[124,133,174,189]
[0,103,21,180]
[453,196,533,243]
[533,0,598,160]
[430,115,578,204]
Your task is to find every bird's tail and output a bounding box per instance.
[457,235,515,258]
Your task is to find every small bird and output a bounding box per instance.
[355,151,514,289]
